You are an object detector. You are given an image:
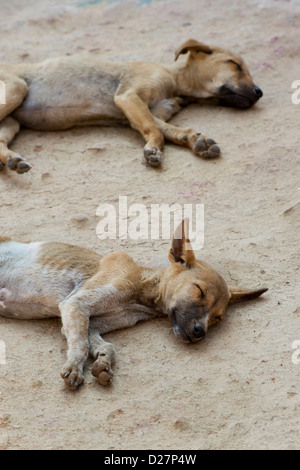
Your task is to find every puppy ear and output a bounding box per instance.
[228,286,268,305]
[175,39,213,61]
[168,218,197,268]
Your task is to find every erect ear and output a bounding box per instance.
[168,218,197,268]
[228,286,268,305]
[174,39,213,61]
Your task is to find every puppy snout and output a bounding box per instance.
[253,86,263,99]
[193,323,206,339]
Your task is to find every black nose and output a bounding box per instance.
[193,324,206,338]
[253,86,263,98]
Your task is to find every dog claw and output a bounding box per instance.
[71,379,79,389]
[61,364,84,390]
[144,148,164,167]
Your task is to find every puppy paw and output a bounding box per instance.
[193,136,221,159]
[91,356,114,386]
[60,363,84,390]
[7,155,32,174]
[144,148,164,167]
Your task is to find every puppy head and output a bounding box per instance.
[175,39,263,108]
[162,219,267,343]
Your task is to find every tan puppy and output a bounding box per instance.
[0,39,263,172]
[0,220,267,390]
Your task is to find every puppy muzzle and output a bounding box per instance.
[217,84,263,108]
[170,309,208,343]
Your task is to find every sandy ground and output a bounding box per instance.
[0,0,299,450]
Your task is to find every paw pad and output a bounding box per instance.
[143,148,164,167]
[193,137,220,159]
[91,359,114,386]
[7,156,32,174]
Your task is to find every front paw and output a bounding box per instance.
[193,136,221,159]
[91,356,114,386]
[144,148,164,167]
[7,155,32,174]
[60,363,84,390]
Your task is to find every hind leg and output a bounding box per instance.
[59,297,90,390]
[0,117,32,174]
[89,328,116,386]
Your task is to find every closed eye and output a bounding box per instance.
[194,283,205,299]
[226,59,243,71]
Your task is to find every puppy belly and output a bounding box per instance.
[12,104,126,131]
[0,301,60,319]
[12,73,125,131]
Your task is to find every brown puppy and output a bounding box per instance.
[0,39,262,172]
[0,220,267,390]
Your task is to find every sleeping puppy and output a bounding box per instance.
[0,39,262,172]
[0,220,268,389]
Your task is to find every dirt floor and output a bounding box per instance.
[0,0,299,450]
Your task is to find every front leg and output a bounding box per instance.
[114,91,164,167]
[59,295,90,390]
[59,279,133,389]
[154,117,221,159]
